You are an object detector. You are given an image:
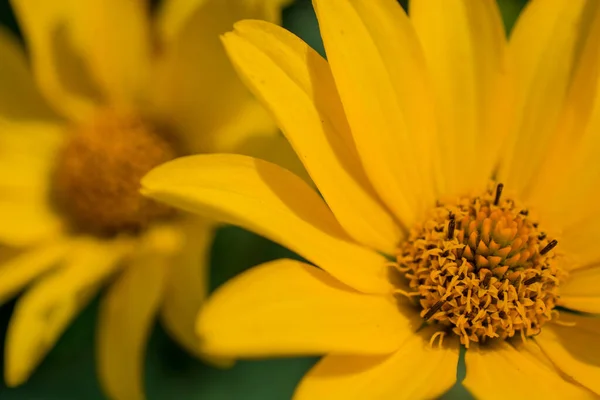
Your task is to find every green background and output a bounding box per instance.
[0,0,528,398]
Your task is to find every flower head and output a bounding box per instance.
[143,0,600,398]
[0,0,296,399]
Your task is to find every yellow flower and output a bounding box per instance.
[143,0,600,398]
[0,0,298,399]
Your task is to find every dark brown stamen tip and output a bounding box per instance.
[447,213,456,239]
[424,300,444,320]
[523,275,542,285]
[494,183,504,206]
[540,239,558,255]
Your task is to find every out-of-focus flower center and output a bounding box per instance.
[395,184,564,347]
[53,110,179,236]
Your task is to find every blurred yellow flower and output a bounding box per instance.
[0,0,297,399]
[143,0,600,398]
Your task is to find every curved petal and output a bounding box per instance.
[313,0,437,226]
[0,121,66,247]
[142,154,392,294]
[97,243,169,400]
[10,0,106,119]
[151,0,286,156]
[155,0,290,45]
[294,328,458,400]
[15,0,152,110]
[222,20,403,253]
[196,259,419,358]
[526,3,600,234]
[536,314,600,396]
[0,27,57,121]
[160,217,215,357]
[558,265,600,314]
[0,240,71,305]
[4,237,132,386]
[464,340,591,399]
[499,0,600,198]
[410,0,509,195]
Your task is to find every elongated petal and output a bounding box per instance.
[160,217,214,356]
[222,20,402,253]
[197,259,419,358]
[97,244,168,400]
[313,0,437,226]
[0,121,65,246]
[0,27,57,121]
[0,240,71,304]
[151,0,285,156]
[9,0,98,119]
[500,0,599,198]
[156,0,290,45]
[559,265,600,313]
[536,314,600,395]
[527,2,600,211]
[10,0,152,116]
[142,154,392,294]
[4,238,132,386]
[464,340,591,399]
[411,0,509,195]
[294,328,458,400]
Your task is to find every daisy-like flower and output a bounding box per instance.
[0,0,298,399]
[143,0,600,398]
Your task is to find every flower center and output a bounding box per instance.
[52,110,179,236]
[395,184,564,347]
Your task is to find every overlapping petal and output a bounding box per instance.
[142,154,392,294]
[558,265,600,313]
[196,259,418,358]
[313,0,437,226]
[500,0,600,199]
[4,237,132,386]
[10,0,151,117]
[222,20,403,253]
[294,328,458,400]
[535,314,600,395]
[464,340,591,399]
[411,0,509,195]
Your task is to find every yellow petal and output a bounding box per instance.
[9,0,106,120]
[142,154,392,294]
[14,0,151,111]
[464,340,591,399]
[313,0,436,226]
[294,328,459,400]
[559,265,600,314]
[156,0,289,46]
[551,213,600,271]
[500,0,599,198]
[4,237,132,386]
[527,3,600,215]
[410,0,509,195]
[97,243,168,400]
[0,26,57,121]
[160,217,215,357]
[0,240,71,304]
[151,0,289,161]
[197,259,419,358]
[0,121,65,246]
[536,314,600,395]
[222,20,403,253]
